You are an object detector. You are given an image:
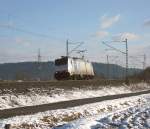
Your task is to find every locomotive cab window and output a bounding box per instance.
[55,57,68,66]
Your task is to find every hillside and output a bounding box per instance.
[0,61,141,80]
[137,67,150,81]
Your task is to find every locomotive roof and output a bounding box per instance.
[54,56,90,62]
[60,56,88,60]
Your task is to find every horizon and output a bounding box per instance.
[0,0,150,69]
[0,60,144,70]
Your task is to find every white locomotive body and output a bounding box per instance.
[54,56,94,80]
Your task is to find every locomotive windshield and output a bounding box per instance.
[55,57,68,66]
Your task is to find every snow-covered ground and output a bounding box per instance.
[0,83,150,129]
[0,82,149,110]
[56,95,150,129]
[0,93,150,129]
[0,86,132,110]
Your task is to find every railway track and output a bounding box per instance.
[0,89,150,119]
[0,79,144,94]
[0,80,126,94]
[0,80,125,88]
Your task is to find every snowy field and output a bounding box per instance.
[56,95,150,129]
[0,85,131,110]
[0,83,149,110]
[0,89,149,128]
[0,83,150,129]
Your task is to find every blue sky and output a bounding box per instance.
[0,0,150,67]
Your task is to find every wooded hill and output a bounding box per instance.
[0,62,141,80]
[135,67,150,81]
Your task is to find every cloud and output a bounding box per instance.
[113,32,140,41]
[95,31,109,38]
[143,19,150,27]
[93,14,120,39]
[100,14,120,29]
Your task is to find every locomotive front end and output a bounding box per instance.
[54,57,70,80]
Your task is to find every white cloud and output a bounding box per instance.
[100,14,120,29]
[93,14,120,39]
[95,31,109,38]
[113,32,140,41]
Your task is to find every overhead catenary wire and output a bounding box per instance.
[101,39,129,84]
[102,41,126,54]
[66,39,85,57]
[0,23,65,42]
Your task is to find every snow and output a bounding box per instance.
[54,94,150,129]
[0,83,150,128]
[0,93,149,129]
[0,86,132,110]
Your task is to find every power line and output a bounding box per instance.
[102,39,129,84]
[102,41,126,54]
[66,39,84,57]
[0,24,64,41]
[129,55,146,69]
